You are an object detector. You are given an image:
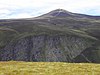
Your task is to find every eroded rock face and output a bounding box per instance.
[0,35,92,62]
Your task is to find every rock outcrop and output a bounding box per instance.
[0,35,93,62]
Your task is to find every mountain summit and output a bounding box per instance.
[38,9,88,19]
[48,9,72,17]
[38,9,100,19]
[40,9,75,18]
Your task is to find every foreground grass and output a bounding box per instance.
[0,61,100,75]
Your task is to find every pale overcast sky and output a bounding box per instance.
[0,0,100,19]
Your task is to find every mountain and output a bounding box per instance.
[0,9,100,63]
[37,9,100,20]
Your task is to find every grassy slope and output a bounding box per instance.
[0,61,100,75]
[0,28,18,48]
[0,23,97,47]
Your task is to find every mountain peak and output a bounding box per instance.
[39,9,74,18]
[48,9,72,17]
[51,9,67,12]
[37,9,90,19]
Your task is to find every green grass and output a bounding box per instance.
[0,28,18,48]
[0,24,97,49]
[0,18,99,44]
[0,61,100,75]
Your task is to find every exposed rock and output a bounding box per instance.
[1,35,93,62]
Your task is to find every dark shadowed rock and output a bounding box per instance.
[1,35,93,62]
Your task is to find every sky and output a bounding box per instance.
[0,0,100,19]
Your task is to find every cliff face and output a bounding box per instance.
[1,35,92,62]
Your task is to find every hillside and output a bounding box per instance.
[0,9,100,63]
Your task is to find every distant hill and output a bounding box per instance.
[0,9,100,63]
